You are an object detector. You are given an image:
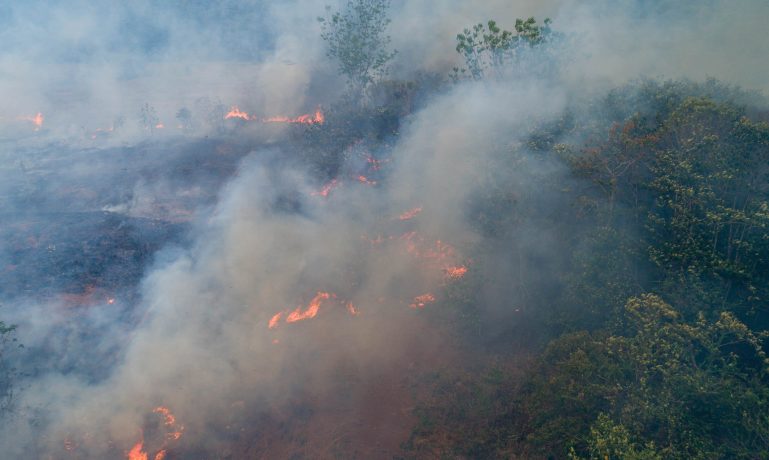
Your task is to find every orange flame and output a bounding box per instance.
[286,291,330,323]
[398,207,422,221]
[409,293,436,309]
[311,179,340,197]
[268,312,283,329]
[444,265,468,280]
[128,442,148,460]
[225,106,324,124]
[18,112,44,130]
[357,175,377,186]
[153,406,176,427]
[154,451,167,460]
[346,301,359,316]
[225,106,253,121]
[365,154,387,171]
[90,125,114,139]
[263,108,324,125]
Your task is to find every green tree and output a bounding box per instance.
[318,0,397,97]
[453,17,559,81]
[524,294,769,458]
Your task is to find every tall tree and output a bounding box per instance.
[319,0,397,98]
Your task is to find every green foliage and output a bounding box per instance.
[318,0,397,96]
[570,414,662,460]
[644,98,769,322]
[560,225,646,332]
[452,17,560,81]
[524,294,769,459]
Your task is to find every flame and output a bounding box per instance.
[311,179,340,197]
[286,291,331,323]
[263,107,324,124]
[398,207,422,221]
[153,406,176,427]
[90,126,114,139]
[357,175,377,186]
[225,106,253,120]
[155,123,164,129]
[225,106,324,124]
[128,442,148,460]
[18,112,44,130]
[268,312,283,329]
[268,291,358,329]
[444,265,468,280]
[126,406,183,459]
[365,154,387,171]
[410,293,436,309]
[153,406,184,441]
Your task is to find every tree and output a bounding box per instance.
[318,0,397,97]
[176,107,193,132]
[139,103,159,134]
[453,17,561,81]
[0,318,20,416]
[524,294,769,458]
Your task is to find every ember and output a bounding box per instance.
[398,207,422,221]
[409,293,436,309]
[311,179,340,197]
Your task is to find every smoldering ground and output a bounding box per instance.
[0,0,767,458]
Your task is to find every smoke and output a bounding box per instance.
[0,0,767,457]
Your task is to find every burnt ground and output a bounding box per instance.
[0,137,258,303]
[0,137,256,383]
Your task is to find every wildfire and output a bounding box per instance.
[126,406,183,460]
[225,106,253,121]
[90,126,114,139]
[410,293,436,309]
[444,265,468,280]
[311,179,340,197]
[286,291,330,323]
[264,107,324,124]
[128,442,148,460]
[225,106,324,125]
[18,112,44,130]
[268,291,359,329]
[365,154,388,171]
[357,175,377,186]
[153,406,176,428]
[268,312,283,329]
[398,207,422,221]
